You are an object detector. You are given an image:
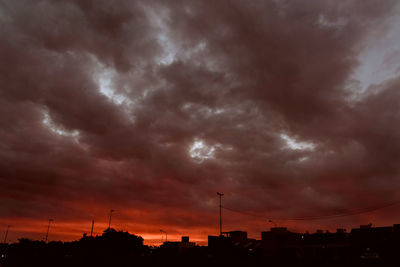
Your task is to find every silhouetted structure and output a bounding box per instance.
[261,227,300,261]
[2,224,400,266]
[160,236,196,256]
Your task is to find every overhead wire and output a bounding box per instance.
[222,200,400,221]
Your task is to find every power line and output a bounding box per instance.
[222,201,400,221]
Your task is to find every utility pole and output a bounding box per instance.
[90,219,94,237]
[217,192,224,236]
[160,229,167,242]
[44,219,54,243]
[108,209,114,230]
[3,225,10,243]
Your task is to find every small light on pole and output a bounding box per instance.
[268,219,277,228]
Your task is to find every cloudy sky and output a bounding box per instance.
[1,0,400,244]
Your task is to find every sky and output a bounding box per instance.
[1,0,400,245]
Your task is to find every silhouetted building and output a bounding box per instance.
[179,236,195,249]
[300,228,349,262]
[161,236,195,255]
[261,227,302,261]
[208,235,229,251]
[4,223,400,266]
[349,224,398,261]
[222,231,247,244]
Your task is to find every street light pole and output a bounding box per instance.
[45,219,54,243]
[160,229,167,242]
[3,225,10,243]
[217,192,224,236]
[90,219,94,237]
[108,209,114,230]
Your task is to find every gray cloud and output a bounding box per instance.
[1,0,400,242]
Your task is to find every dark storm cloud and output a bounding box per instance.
[1,0,400,241]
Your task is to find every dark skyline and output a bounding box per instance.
[1,0,400,244]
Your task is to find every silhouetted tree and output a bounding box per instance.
[73,228,145,266]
